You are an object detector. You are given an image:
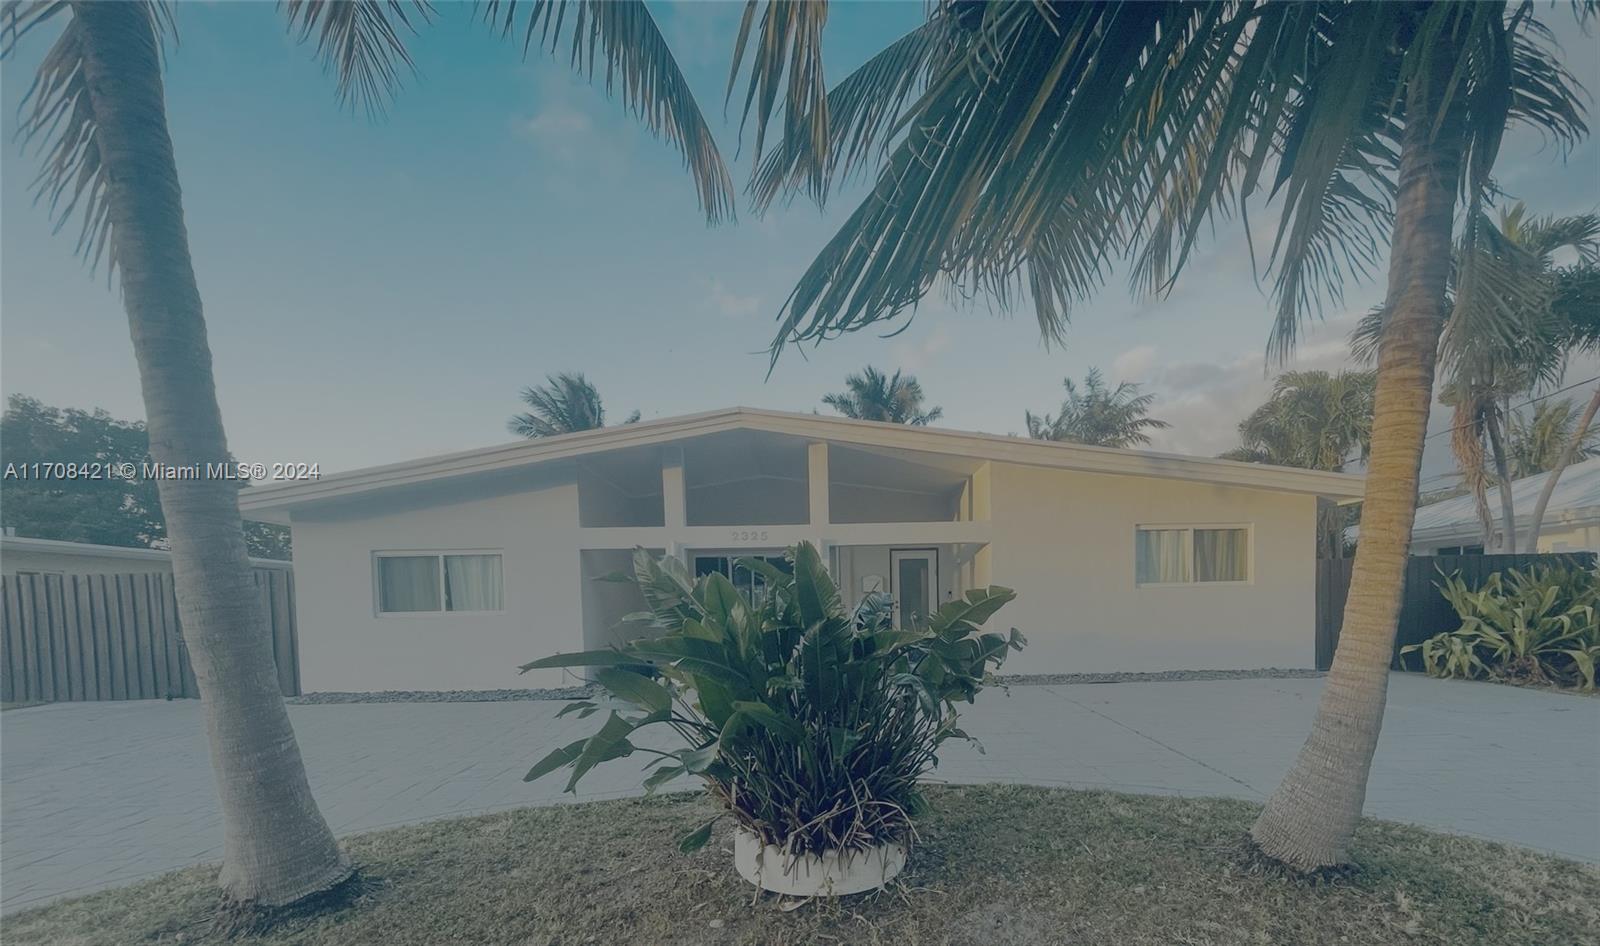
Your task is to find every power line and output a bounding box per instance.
[1423,373,1600,443]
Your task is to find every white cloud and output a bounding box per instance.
[512,103,596,161]
[1110,344,1157,383]
[1141,313,1364,456]
[709,280,762,320]
[890,324,953,373]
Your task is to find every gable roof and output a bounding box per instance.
[238,407,1364,518]
[1410,456,1600,544]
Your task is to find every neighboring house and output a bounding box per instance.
[1,535,292,578]
[238,407,1363,692]
[1409,456,1600,555]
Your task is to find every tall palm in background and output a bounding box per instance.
[1025,368,1170,448]
[730,0,1586,868]
[1221,370,1376,558]
[2,0,729,912]
[1355,205,1600,551]
[509,373,640,438]
[822,366,943,425]
[1507,399,1600,478]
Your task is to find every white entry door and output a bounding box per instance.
[890,549,937,630]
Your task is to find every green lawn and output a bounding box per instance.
[9,785,1596,946]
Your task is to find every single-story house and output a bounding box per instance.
[238,408,1364,692]
[1409,456,1600,555]
[0,534,292,578]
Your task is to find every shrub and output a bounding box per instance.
[520,542,1024,857]
[1403,564,1599,690]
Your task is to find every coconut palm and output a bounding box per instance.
[1442,207,1597,551]
[1507,399,1600,479]
[1,0,728,912]
[1026,368,1170,448]
[822,366,943,425]
[730,1,1586,869]
[1355,206,1600,551]
[1221,370,1376,557]
[509,373,641,438]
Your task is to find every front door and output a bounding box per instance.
[890,549,937,629]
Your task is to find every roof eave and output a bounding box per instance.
[239,407,1366,514]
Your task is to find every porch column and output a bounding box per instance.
[808,441,832,568]
[662,447,686,562]
[807,442,830,527]
[971,462,993,585]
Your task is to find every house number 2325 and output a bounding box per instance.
[730,530,768,542]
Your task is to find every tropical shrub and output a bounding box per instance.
[1403,565,1599,689]
[520,542,1024,857]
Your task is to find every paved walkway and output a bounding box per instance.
[3,674,1596,913]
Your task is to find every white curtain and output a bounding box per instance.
[1194,528,1248,582]
[445,554,503,611]
[379,556,441,612]
[1136,529,1189,583]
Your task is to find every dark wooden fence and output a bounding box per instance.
[0,569,300,703]
[1315,552,1598,671]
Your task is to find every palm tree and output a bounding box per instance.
[1355,206,1600,551]
[509,373,640,438]
[1445,208,1597,551]
[1507,399,1600,479]
[2,0,729,912]
[1025,368,1170,448]
[822,366,942,425]
[1221,370,1376,557]
[1527,261,1600,548]
[729,1,1586,869]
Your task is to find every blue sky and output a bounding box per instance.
[3,2,1597,490]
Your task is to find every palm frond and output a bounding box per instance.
[282,0,433,116]
[480,0,734,224]
[748,16,951,209]
[509,372,626,437]
[3,1,172,277]
[760,1,1588,372]
[822,365,940,425]
[727,0,829,195]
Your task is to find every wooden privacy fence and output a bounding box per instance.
[0,569,300,703]
[1315,552,1599,671]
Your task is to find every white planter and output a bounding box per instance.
[732,828,907,896]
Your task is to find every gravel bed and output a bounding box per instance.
[288,686,594,705]
[997,668,1325,686]
[288,669,1324,704]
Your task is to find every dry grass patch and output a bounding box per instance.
[6,785,1595,946]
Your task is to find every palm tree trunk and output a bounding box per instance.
[72,1,349,907]
[1251,47,1465,870]
[1525,384,1600,550]
[1483,410,1516,552]
[1454,401,1497,549]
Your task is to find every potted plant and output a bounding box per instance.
[521,541,1024,896]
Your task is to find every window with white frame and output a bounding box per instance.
[376,552,503,613]
[1135,526,1249,585]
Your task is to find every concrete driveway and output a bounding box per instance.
[3,674,1596,914]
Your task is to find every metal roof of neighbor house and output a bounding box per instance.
[1409,456,1600,544]
[237,407,1365,517]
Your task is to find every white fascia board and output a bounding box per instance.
[239,407,1365,514]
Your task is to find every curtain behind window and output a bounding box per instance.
[1136,529,1188,583]
[379,556,441,612]
[1194,528,1248,581]
[445,554,503,611]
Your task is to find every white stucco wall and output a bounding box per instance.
[1537,523,1600,553]
[986,463,1319,672]
[289,482,583,692]
[283,455,1323,691]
